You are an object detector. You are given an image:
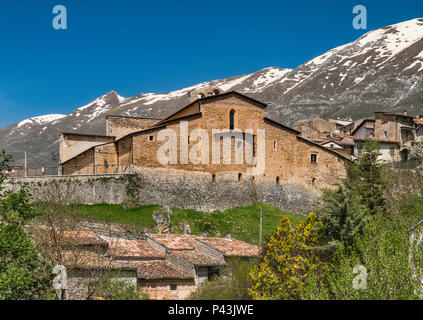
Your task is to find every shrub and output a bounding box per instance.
[189,257,258,300]
[93,277,149,300]
[301,216,423,300]
[248,213,322,300]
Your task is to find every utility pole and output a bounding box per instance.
[24,151,28,177]
[259,208,263,247]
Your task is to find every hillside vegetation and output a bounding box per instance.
[64,202,305,245]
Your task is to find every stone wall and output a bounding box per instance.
[139,279,197,300]
[106,116,161,139]
[4,167,320,214]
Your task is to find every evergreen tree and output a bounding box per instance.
[318,185,366,246]
[351,139,387,216]
[318,139,387,245]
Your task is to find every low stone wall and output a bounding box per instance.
[4,167,320,214]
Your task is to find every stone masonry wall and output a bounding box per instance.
[4,167,320,214]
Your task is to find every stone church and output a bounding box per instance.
[59,91,349,190]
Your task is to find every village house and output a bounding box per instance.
[47,230,260,300]
[59,91,350,190]
[293,117,356,158]
[295,110,422,163]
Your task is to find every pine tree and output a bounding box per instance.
[318,138,387,245]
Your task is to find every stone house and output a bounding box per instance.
[55,230,260,300]
[296,110,422,163]
[352,111,417,162]
[59,91,350,191]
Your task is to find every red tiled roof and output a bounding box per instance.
[107,240,165,259]
[198,238,261,257]
[61,250,127,270]
[129,260,193,280]
[61,251,192,280]
[149,234,197,250]
[414,119,423,126]
[61,230,107,246]
[169,250,225,266]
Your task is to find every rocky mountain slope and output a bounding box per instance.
[1,18,422,171]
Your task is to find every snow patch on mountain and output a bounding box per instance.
[17,114,66,128]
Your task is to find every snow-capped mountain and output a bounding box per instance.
[1,18,422,171]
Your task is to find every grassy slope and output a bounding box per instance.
[69,202,305,245]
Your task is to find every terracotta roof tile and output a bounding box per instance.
[62,251,192,280]
[107,240,165,259]
[127,260,193,280]
[198,238,261,257]
[169,250,225,266]
[61,230,107,246]
[149,234,197,250]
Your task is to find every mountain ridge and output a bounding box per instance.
[1,18,422,170]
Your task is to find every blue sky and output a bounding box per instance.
[0,0,422,128]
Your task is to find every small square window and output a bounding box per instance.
[149,136,154,141]
[170,284,177,291]
[122,142,126,149]
[310,153,318,164]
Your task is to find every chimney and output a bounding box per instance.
[349,116,352,122]
[226,230,232,240]
[403,110,408,115]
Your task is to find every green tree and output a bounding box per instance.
[410,141,423,161]
[318,184,366,246]
[351,139,387,216]
[248,213,322,300]
[0,151,55,300]
[189,257,258,300]
[301,216,423,300]
[93,276,149,300]
[318,139,387,245]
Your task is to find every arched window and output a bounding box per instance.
[229,110,235,130]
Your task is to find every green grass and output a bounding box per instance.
[66,202,305,245]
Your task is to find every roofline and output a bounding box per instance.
[319,139,343,146]
[297,136,353,162]
[373,111,415,118]
[144,235,171,251]
[161,91,267,122]
[115,113,203,143]
[195,238,227,257]
[263,117,301,135]
[106,115,164,121]
[60,141,115,165]
[61,132,116,139]
[351,119,375,135]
